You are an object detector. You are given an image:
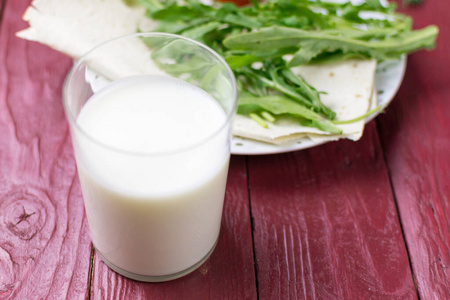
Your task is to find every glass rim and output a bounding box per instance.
[63,32,238,157]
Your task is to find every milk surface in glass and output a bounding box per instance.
[73,75,230,277]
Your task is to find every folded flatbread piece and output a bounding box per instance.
[17,0,164,80]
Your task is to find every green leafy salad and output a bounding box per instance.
[131,0,437,135]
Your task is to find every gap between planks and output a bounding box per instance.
[0,0,7,27]
[245,155,261,300]
[88,244,95,299]
[375,119,421,299]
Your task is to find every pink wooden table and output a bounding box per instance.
[1,0,449,299]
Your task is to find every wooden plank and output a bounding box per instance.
[0,0,92,298]
[248,124,417,299]
[377,1,450,299]
[90,156,258,300]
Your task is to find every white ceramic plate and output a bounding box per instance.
[231,57,407,155]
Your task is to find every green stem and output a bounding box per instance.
[332,105,382,125]
[261,111,276,123]
[249,113,269,128]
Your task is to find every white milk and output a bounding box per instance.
[73,75,231,278]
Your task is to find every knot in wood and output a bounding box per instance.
[1,188,48,241]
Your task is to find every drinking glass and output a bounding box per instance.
[63,33,238,282]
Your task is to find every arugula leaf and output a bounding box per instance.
[182,21,222,40]
[238,94,342,134]
[223,25,438,66]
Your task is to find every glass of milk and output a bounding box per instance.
[63,33,238,282]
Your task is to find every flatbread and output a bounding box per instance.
[17,0,165,80]
[233,59,377,144]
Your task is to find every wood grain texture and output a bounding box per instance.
[90,156,257,300]
[377,1,450,299]
[248,124,416,299]
[0,0,92,299]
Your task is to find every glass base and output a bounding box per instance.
[95,238,218,282]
